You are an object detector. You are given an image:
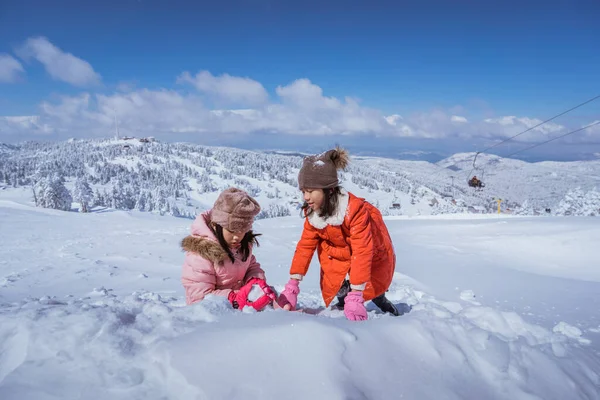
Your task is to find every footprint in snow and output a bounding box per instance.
[0,273,20,287]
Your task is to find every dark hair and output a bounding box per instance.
[300,187,341,219]
[211,224,261,263]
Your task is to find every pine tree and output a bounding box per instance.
[35,173,73,211]
[73,177,93,212]
[135,191,148,211]
[93,189,104,207]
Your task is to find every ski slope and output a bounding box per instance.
[0,191,599,399]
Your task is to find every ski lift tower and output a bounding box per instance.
[113,108,120,140]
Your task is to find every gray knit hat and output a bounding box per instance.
[297,146,350,189]
[211,187,261,232]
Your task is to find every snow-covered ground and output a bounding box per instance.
[1,190,599,399]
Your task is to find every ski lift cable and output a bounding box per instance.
[474,93,600,160]
[464,120,600,182]
[425,93,600,180]
[501,120,600,159]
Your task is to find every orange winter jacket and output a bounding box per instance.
[290,190,396,306]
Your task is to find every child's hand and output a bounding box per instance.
[229,278,275,311]
[343,291,368,321]
[277,278,300,310]
[248,278,277,311]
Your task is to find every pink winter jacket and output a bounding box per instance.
[181,210,266,305]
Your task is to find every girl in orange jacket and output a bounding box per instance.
[278,147,400,320]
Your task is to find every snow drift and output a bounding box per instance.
[1,289,599,400]
[1,191,600,399]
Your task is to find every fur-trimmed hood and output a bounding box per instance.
[307,187,350,229]
[180,210,229,263]
[181,235,229,263]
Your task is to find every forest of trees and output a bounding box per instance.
[552,188,600,216]
[4,138,595,218]
[0,139,339,219]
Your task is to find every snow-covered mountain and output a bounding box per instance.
[0,143,17,154]
[437,151,600,202]
[1,138,599,217]
[0,138,460,218]
[372,151,600,214]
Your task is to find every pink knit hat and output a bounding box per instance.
[211,187,261,232]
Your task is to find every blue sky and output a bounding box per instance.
[1,0,599,161]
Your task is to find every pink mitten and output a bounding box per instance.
[343,291,368,321]
[228,284,251,310]
[229,278,275,311]
[247,278,277,311]
[277,278,300,310]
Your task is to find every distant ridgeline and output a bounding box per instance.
[1,138,599,217]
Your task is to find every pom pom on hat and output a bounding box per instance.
[297,146,350,189]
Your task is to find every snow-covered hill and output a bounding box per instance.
[0,193,598,399]
[432,152,600,211]
[0,143,17,155]
[0,138,460,217]
[1,138,599,217]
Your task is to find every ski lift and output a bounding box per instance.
[467,152,486,189]
[468,175,485,188]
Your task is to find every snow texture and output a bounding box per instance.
[246,284,264,302]
[1,188,599,399]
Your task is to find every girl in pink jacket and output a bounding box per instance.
[181,187,276,311]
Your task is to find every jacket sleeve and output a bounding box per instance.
[289,218,321,278]
[348,202,374,289]
[244,254,266,282]
[181,253,233,305]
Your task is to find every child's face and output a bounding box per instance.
[302,188,325,211]
[222,227,247,249]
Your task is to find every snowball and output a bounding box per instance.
[247,284,264,302]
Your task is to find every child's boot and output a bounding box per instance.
[371,293,401,316]
[332,280,350,310]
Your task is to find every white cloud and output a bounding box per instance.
[0,54,25,83]
[31,78,389,138]
[385,114,403,126]
[276,78,339,109]
[384,110,574,143]
[586,120,600,131]
[481,116,567,142]
[0,115,53,136]
[116,81,137,92]
[1,71,598,151]
[484,116,563,134]
[177,70,268,107]
[581,120,600,140]
[397,110,463,139]
[16,36,101,87]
